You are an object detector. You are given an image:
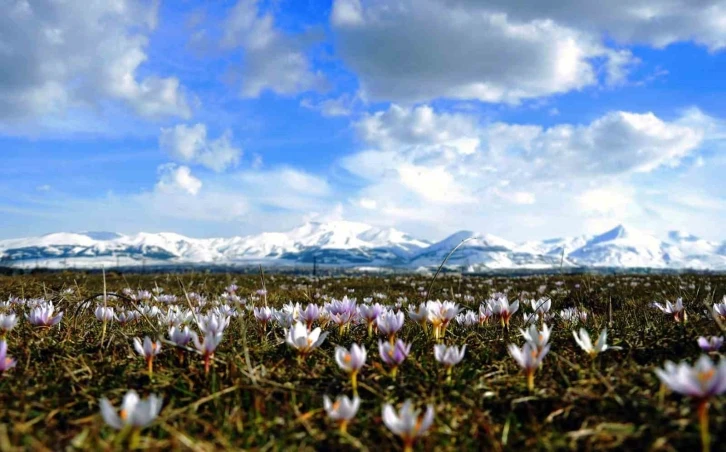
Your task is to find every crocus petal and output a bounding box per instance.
[382,404,401,435]
[100,398,124,430]
[419,405,435,435]
[312,331,329,348]
[133,338,144,356]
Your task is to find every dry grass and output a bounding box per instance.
[0,271,724,451]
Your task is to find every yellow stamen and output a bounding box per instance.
[698,369,715,384]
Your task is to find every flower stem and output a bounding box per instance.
[339,420,348,434]
[351,372,358,397]
[446,366,452,385]
[390,367,398,379]
[128,428,141,450]
[698,399,710,452]
[526,370,534,392]
[147,358,153,377]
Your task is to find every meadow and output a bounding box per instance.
[0,271,725,451]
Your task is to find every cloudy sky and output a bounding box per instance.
[1,0,725,241]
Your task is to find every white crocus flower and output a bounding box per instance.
[382,400,435,450]
[323,395,360,432]
[100,390,163,430]
[285,321,328,356]
[572,328,619,357]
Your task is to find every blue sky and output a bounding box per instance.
[1,0,725,241]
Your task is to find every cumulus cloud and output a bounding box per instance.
[330,0,726,104]
[331,0,627,103]
[159,124,242,172]
[351,104,705,182]
[340,104,712,239]
[0,0,190,122]
[223,0,326,97]
[155,164,203,196]
[487,111,704,177]
[447,0,726,50]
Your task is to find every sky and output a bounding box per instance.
[1,0,725,242]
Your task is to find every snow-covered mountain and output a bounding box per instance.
[409,231,565,270]
[1,223,725,271]
[0,221,431,269]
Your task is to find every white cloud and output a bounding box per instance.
[577,186,635,216]
[340,104,713,239]
[159,124,242,172]
[155,164,203,196]
[331,0,628,104]
[357,198,378,209]
[223,0,326,97]
[487,111,704,177]
[332,0,364,26]
[449,0,726,50]
[14,165,333,238]
[493,189,537,205]
[300,95,354,117]
[0,0,190,123]
[397,164,474,204]
[237,168,331,210]
[330,0,726,104]
[350,105,705,184]
[357,105,481,154]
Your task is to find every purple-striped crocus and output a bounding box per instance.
[655,355,726,452]
[358,303,384,337]
[27,302,63,328]
[379,339,411,378]
[698,336,724,353]
[377,310,405,343]
[298,303,321,331]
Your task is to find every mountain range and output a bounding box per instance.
[1,221,725,271]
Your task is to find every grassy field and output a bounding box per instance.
[0,271,724,451]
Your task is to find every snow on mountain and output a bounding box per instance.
[515,235,589,257]
[1,222,725,270]
[412,231,572,270]
[663,230,726,269]
[566,225,671,268]
[0,221,432,268]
